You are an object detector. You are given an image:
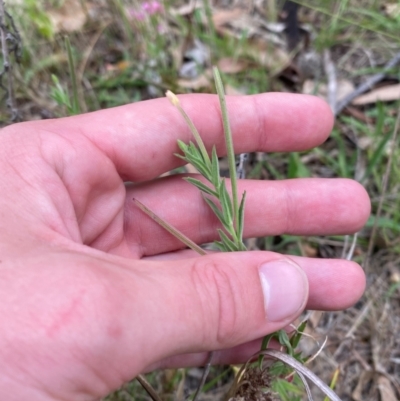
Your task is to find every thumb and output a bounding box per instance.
[127,252,309,368]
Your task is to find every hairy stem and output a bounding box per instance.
[213,67,239,231]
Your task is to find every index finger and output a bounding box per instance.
[40,93,334,181]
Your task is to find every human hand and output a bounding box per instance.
[0,93,369,400]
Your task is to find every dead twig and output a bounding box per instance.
[133,198,206,255]
[323,49,337,113]
[346,233,358,261]
[191,352,214,401]
[335,51,400,116]
[136,374,163,401]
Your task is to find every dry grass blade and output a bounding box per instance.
[297,371,314,401]
[191,352,213,401]
[259,349,343,401]
[136,374,163,401]
[346,233,358,261]
[132,198,206,256]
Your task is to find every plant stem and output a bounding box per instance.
[136,374,163,401]
[166,91,211,167]
[212,67,239,230]
[65,36,80,115]
[133,198,206,256]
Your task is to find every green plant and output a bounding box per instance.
[50,37,81,116]
[134,67,343,401]
[50,74,73,114]
[166,68,246,252]
[22,0,54,39]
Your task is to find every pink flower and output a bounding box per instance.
[142,1,163,15]
[128,1,163,22]
[127,8,146,21]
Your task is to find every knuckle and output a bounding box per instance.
[189,257,248,346]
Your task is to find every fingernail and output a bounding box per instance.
[259,259,308,322]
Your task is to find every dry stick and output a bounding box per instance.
[364,107,400,270]
[323,48,337,113]
[0,0,18,121]
[346,232,358,261]
[191,352,213,401]
[340,235,349,259]
[334,51,400,116]
[136,374,163,401]
[236,153,248,180]
[133,198,206,255]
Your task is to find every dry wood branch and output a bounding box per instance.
[323,49,337,113]
[335,51,400,116]
[136,374,163,401]
[0,1,21,122]
[191,352,213,401]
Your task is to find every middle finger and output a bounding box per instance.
[125,175,370,257]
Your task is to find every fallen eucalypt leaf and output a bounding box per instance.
[133,67,343,401]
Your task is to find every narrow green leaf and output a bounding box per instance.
[189,159,211,178]
[219,178,233,224]
[291,320,307,349]
[237,191,246,243]
[288,152,310,179]
[238,242,247,251]
[203,196,227,227]
[213,241,226,252]
[184,177,218,197]
[177,139,188,153]
[293,351,307,363]
[261,332,276,350]
[187,141,199,155]
[259,332,277,368]
[184,143,203,161]
[65,36,80,115]
[184,143,212,177]
[180,143,210,176]
[273,379,305,397]
[174,153,189,162]
[278,330,293,356]
[361,128,393,183]
[211,146,220,188]
[217,229,238,252]
[182,151,209,174]
[184,150,205,166]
